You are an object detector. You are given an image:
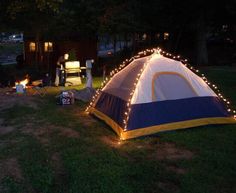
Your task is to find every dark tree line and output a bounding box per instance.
[1,0,236,65]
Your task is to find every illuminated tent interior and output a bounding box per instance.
[88,49,236,140]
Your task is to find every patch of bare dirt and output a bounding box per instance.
[100,136,126,148]
[50,152,69,190]
[51,153,62,168]
[73,109,97,127]
[105,137,194,164]
[0,118,16,135]
[21,124,51,145]
[0,158,23,181]
[22,123,80,145]
[100,136,194,162]
[165,165,187,175]
[0,93,38,110]
[154,142,194,161]
[158,181,179,193]
[51,153,64,175]
[0,126,15,135]
[58,128,80,139]
[51,153,66,177]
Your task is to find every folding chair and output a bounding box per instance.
[31,80,48,97]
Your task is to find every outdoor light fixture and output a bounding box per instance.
[64,53,69,60]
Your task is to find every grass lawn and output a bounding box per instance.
[0,67,236,193]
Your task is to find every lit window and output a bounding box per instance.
[44,42,53,52]
[29,42,36,52]
[164,32,169,40]
[142,33,147,40]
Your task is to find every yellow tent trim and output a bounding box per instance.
[89,107,123,136]
[89,108,236,140]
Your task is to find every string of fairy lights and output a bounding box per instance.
[159,49,236,119]
[123,52,155,131]
[86,47,236,133]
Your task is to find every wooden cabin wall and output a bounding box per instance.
[24,38,97,78]
[56,39,97,67]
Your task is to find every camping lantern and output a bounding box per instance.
[15,76,29,94]
[16,84,25,94]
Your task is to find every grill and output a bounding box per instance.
[64,61,82,86]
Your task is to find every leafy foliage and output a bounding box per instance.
[1,0,235,65]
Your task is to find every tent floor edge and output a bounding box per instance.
[89,108,236,140]
[89,108,124,139]
[122,117,236,140]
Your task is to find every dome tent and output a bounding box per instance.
[87,48,236,140]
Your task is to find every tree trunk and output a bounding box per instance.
[35,32,41,70]
[113,34,117,54]
[119,34,122,50]
[131,33,137,55]
[174,28,183,53]
[196,13,208,65]
[124,33,128,49]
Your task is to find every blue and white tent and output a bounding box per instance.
[89,51,236,140]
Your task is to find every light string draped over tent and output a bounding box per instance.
[86,48,236,140]
[160,49,236,118]
[85,48,158,114]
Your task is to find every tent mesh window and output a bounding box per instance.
[152,72,198,101]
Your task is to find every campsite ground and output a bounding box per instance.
[0,67,236,193]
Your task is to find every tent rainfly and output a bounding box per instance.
[87,49,236,140]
